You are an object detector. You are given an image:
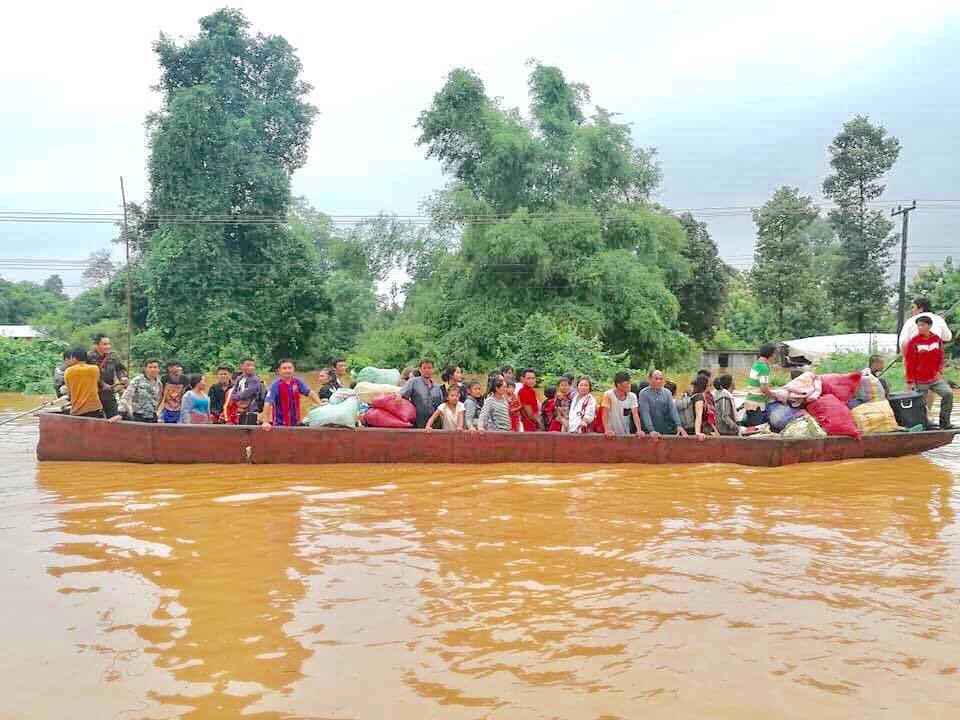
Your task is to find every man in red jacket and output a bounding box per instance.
[905,316,954,430]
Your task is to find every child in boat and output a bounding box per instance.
[540,385,557,431]
[478,376,512,433]
[425,386,465,431]
[180,374,210,424]
[550,377,572,431]
[506,380,522,431]
[463,381,484,432]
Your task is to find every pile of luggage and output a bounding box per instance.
[756,370,927,440]
[305,367,416,429]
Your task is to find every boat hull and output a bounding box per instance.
[36,412,959,467]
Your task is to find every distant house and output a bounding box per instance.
[0,324,45,341]
[700,349,757,371]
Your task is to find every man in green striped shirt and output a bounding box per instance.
[743,343,777,426]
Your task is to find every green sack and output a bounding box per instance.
[782,414,827,439]
[307,397,358,428]
[328,388,356,406]
[356,367,402,386]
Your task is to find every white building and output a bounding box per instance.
[0,325,45,340]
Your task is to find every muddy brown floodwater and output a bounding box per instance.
[1,394,959,719]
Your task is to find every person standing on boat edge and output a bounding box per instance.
[517,368,542,431]
[63,348,119,421]
[119,358,163,423]
[905,316,954,430]
[638,370,687,439]
[232,357,266,425]
[742,343,778,426]
[398,358,445,429]
[601,372,644,438]
[261,359,323,430]
[208,366,233,423]
[88,333,127,419]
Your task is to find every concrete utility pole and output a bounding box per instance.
[891,200,917,334]
[120,176,133,371]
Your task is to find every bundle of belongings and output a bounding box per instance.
[753,370,900,440]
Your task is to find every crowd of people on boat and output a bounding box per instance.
[53,296,955,436]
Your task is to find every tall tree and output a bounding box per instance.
[365,63,691,370]
[822,115,901,331]
[674,213,730,343]
[82,249,118,288]
[751,187,819,336]
[142,9,325,367]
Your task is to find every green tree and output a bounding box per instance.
[751,187,819,336]
[674,213,730,343]
[42,275,65,297]
[822,115,902,331]
[141,8,325,368]
[0,278,67,324]
[81,249,118,288]
[371,63,688,370]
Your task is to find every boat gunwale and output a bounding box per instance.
[36,412,959,467]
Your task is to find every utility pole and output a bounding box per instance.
[891,200,917,334]
[120,176,133,371]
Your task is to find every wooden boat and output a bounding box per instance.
[37,412,959,467]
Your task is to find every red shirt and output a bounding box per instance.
[517,385,540,431]
[905,332,944,384]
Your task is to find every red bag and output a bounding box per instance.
[806,394,861,439]
[363,407,413,429]
[819,372,861,403]
[370,395,417,425]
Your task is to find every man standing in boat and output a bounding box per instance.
[904,316,954,430]
[898,296,953,353]
[232,357,266,425]
[638,370,687,439]
[119,358,163,422]
[88,333,127,419]
[261,359,323,429]
[399,358,444,428]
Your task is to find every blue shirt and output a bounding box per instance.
[180,390,210,424]
[265,377,312,426]
[638,386,682,434]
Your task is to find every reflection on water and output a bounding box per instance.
[1,435,959,718]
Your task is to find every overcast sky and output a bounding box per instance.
[2,0,959,292]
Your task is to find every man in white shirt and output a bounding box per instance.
[899,296,952,353]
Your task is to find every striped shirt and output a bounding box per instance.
[745,360,770,407]
[479,396,512,431]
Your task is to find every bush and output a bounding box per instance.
[497,313,635,385]
[0,338,64,394]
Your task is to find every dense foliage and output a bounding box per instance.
[0,338,62,394]
[137,9,325,367]
[356,64,703,372]
[0,276,66,324]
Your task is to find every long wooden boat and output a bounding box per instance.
[36,412,959,467]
